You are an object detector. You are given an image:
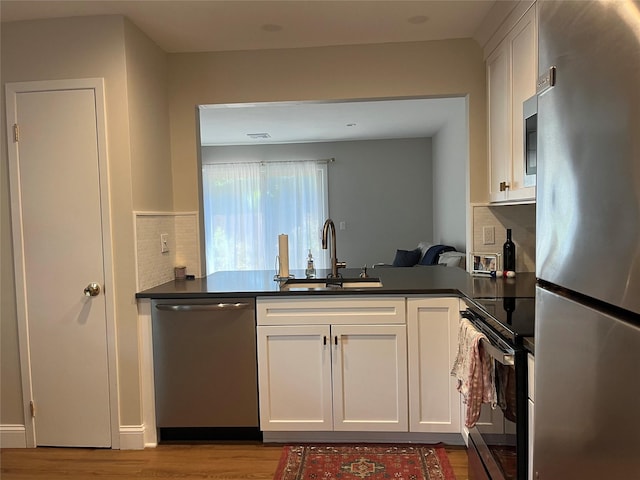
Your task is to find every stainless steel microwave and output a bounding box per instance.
[523,95,537,188]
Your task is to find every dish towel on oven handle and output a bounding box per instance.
[451,318,497,428]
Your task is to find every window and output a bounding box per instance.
[202,160,328,274]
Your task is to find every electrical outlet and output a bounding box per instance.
[339,221,346,230]
[160,233,169,253]
[483,226,495,245]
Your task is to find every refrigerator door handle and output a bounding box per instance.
[537,65,557,93]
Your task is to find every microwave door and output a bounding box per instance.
[523,95,537,187]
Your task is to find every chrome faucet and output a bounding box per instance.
[322,219,346,278]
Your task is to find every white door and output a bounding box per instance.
[6,80,114,447]
[257,325,333,431]
[332,324,408,432]
[407,297,461,433]
[487,42,510,203]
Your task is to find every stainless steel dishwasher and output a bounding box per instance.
[151,298,260,441]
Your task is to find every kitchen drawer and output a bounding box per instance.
[256,296,406,326]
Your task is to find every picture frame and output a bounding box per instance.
[470,252,501,275]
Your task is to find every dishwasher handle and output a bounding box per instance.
[155,302,252,312]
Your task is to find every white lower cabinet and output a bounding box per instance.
[407,297,462,433]
[256,297,407,432]
[332,323,407,431]
[257,324,333,431]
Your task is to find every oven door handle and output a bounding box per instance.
[480,338,514,366]
[461,310,515,366]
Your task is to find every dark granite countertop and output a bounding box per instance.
[469,272,537,299]
[136,268,537,355]
[136,267,537,301]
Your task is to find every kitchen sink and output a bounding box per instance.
[281,277,383,290]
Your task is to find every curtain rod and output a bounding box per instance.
[203,157,335,166]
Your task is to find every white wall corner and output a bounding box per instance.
[136,298,158,448]
[143,425,158,449]
[119,425,149,450]
[0,425,27,448]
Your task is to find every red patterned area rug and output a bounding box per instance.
[273,444,457,480]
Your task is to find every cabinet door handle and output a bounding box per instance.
[499,181,511,192]
[334,335,338,346]
[323,335,327,345]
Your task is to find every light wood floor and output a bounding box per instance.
[1,443,469,479]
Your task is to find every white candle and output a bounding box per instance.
[278,234,289,277]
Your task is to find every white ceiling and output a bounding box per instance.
[198,97,465,145]
[1,0,497,53]
[1,0,499,145]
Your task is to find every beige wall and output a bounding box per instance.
[167,39,488,214]
[124,20,173,212]
[1,16,171,428]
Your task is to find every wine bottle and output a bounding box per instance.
[503,228,516,271]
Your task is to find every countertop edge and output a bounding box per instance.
[135,287,465,300]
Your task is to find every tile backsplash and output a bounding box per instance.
[472,203,536,273]
[135,212,202,291]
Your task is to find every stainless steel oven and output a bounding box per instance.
[462,298,534,480]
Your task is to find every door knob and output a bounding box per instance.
[84,283,101,297]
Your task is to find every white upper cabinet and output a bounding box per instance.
[488,45,511,202]
[487,3,538,203]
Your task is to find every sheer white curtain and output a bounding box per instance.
[202,160,328,274]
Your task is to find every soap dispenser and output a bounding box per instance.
[305,250,316,278]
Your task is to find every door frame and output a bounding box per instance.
[5,78,120,448]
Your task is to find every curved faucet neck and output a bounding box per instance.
[322,219,340,277]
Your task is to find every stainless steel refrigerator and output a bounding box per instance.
[535,1,640,479]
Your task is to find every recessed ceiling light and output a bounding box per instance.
[247,133,271,139]
[408,15,429,24]
[262,24,283,32]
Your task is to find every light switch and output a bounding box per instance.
[339,221,346,230]
[483,226,495,245]
[160,233,169,253]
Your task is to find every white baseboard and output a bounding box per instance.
[262,431,465,445]
[0,424,154,450]
[461,426,469,446]
[119,425,149,450]
[0,425,27,448]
